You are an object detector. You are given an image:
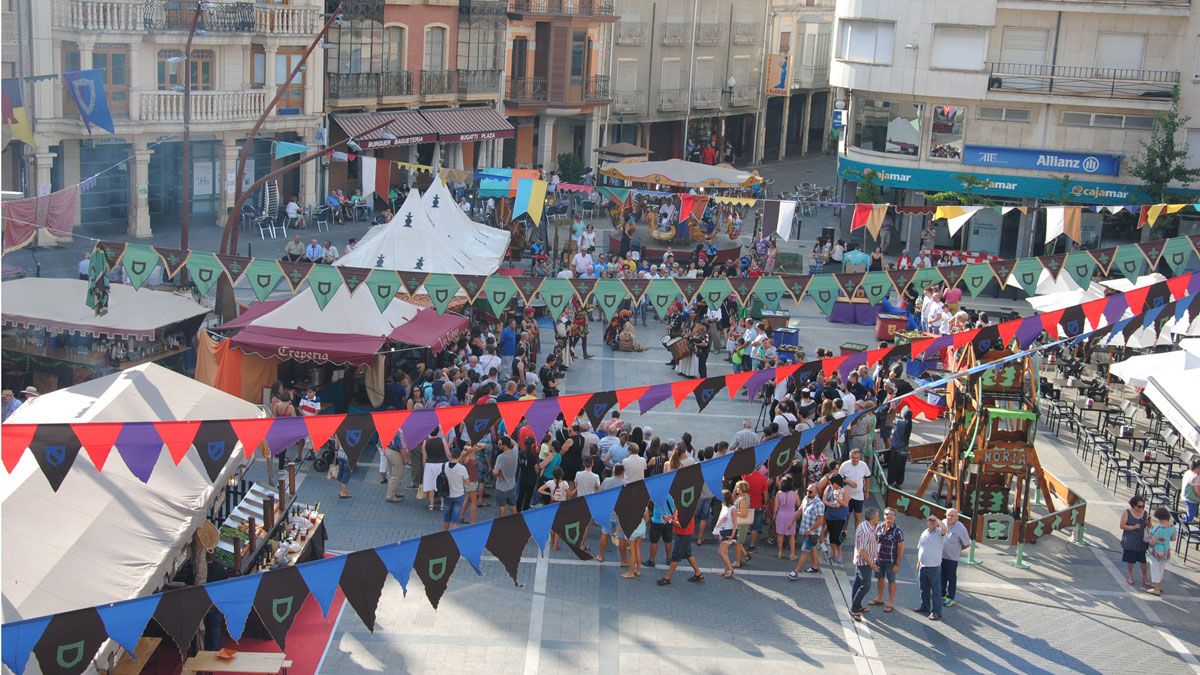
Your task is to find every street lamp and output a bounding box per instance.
[175,1,218,252]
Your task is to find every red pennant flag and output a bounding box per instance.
[154,421,203,465]
[1125,286,1151,315]
[435,405,471,435]
[671,379,703,407]
[303,414,345,450]
[71,421,124,472]
[1082,298,1107,331]
[1167,274,1191,301]
[896,396,945,420]
[724,370,755,399]
[997,318,1020,349]
[1040,309,1065,335]
[909,337,936,359]
[952,328,980,350]
[850,203,872,231]
[615,386,650,410]
[775,363,802,381]
[822,355,849,378]
[556,393,591,426]
[496,399,535,431]
[1,424,36,472]
[230,418,276,458]
[865,348,888,369]
[372,410,410,447]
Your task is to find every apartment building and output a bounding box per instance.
[502,0,617,169]
[831,0,1200,257]
[762,0,834,160]
[7,0,326,237]
[606,0,768,163]
[323,0,511,192]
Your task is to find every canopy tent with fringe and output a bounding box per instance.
[599,159,762,188]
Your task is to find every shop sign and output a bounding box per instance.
[963,145,1121,176]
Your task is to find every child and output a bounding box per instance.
[1146,507,1176,596]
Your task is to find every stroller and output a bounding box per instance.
[309,438,337,473]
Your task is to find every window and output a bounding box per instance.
[978,106,1031,122]
[695,56,714,89]
[251,47,265,87]
[999,27,1048,65]
[62,44,128,117]
[666,0,686,22]
[511,37,528,78]
[157,49,214,90]
[1095,33,1145,75]
[733,55,751,83]
[384,26,405,72]
[1187,129,1200,169]
[661,58,682,90]
[836,20,894,65]
[778,30,791,53]
[930,26,986,71]
[851,97,923,156]
[424,26,446,71]
[699,0,718,24]
[327,20,384,75]
[929,105,965,159]
[616,59,638,92]
[1061,111,1154,129]
[275,51,305,112]
[570,30,586,79]
[735,4,756,23]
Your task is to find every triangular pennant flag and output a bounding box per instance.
[1162,236,1195,276]
[592,279,628,321]
[1059,304,1087,337]
[622,277,649,305]
[455,274,487,302]
[338,549,389,630]
[485,514,531,585]
[1125,285,1152,315]
[278,260,313,293]
[645,279,680,319]
[1088,247,1117,275]
[643,472,675,515]
[569,277,597,305]
[215,251,254,286]
[538,278,577,320]
[637,382,673,415]
[970,324,1001,358]
[781,274,809,302]
[1040,253,1066,280]
[805,274,842,315]
[479,276,519,317]
[28,424,82,491]
[521,501,560,553]
[422,273,460,315]
[1167,274,1191,302]
[252,566,309,648]
[152,247,190,279]
[115,422,163,483]
[193,420,238,482]
[244,258,286,302]
[583,391,618,430]
[909,267,942,295]
[229,418,275,459]
[613,479,651,537]
[698,277,735,308]
[376,540,419,595]
[463,404,501,442]
[858,271,892,306]
[304,264,343,310]
[371,410,410,449]
[523,399,561,441]
[1082,298,1107,332]
[153,420,202,466]
[961,263,997,298]
[297,554,347,617]
[744,368,775,402]
[1,424,35,473]
[70,421,123,472]
[667,462,705,527]
[822,354,849,378]
[909,337,936,359]
[671,378,703,407]
[700,450,734,497]
[834,272,861,297]
[434,405,471,437]
[724,370,755,399]
[692,376,725,411]
[729,277,754,305]
[363,269,400,313]
[152,585,211,653]
[552,496,594,560]
[1015,316,1045,348]
[1040,308,1066,337]
[615,385,650,410]
[514,277,544,304]
[1010,257,1044,296]
[184,251,224,297]
[750,275,788,310]
[413,532,460,609]
[767,434,801,478]
[335,414,376,469]
[496,399,534,432]
[675,277,703,303]
[95,241,126,269]
[584,487,622,531]
[32,609,107,675]
[952,327,981,351]
[338,266,370,295]
[556,393,591,428]
[1138,240,1165,269]
[1062,251,1097,290]
[1110,244,1147,282]
[120,244,160,289]
[3,616,51,675]
[888,267,917,296]
[939,264,966,290]
[95,594,160,662]
[304,414,346,451]
[449,521,493,575]
[754,437,780,467]
[724,446,759,486]
[397,271,428,296]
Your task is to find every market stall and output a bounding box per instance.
[599,158,762,189]
[1,278,208,390]
[595,142,651,169]
[422,175,510,266]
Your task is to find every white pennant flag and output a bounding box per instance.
[946,206,984,236]
[361,156,377,198]
[1045,206,1065,244]
[775,200,798,241]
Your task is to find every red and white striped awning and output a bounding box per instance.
[334,111,438,150]
[420,107,515,143]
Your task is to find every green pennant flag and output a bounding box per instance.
[1110,244,1145,282]
[910,267,942,295]
[1161,236,1196,276]
[185,252,224,297]
[804,273,842,316]
[1063,251,1097,290]
[423,273,460,315]
[480,276,519,317]
[592,279,628,321]
[537,278,576,320]
[364,269,401,313]
[751,276,788,311]
[698,277,734,308]
[645,278,681,319]
[306,264,343,310]
[245,258,286,302]
[1009,257,1044,297]
[121,244,160,290]
[859,270,893,306]
[961,263,996,298]
[85,249,109,314]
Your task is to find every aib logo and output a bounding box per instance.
[206,441,226,461]
[196,268,214,284]
[433,288,449,304]
[763,291,779,304]
[376,284,393,299]
[1019,271,1037,287]
[602,294,618,308]
[344,429,362,447]
[696,387,716,406]
[255,274,274,289]
[678,485,696,508]
[562,521,581,545]
[865,283,884,299]
[316,281,333,296]
[816,290,833,304]
[1062,318,1082,335]
[427,555,448,581]
[271,596,294,623]
[56,640,86,669]
[127,259,147,277]
[1073,264,1091,280]
[975,337,994,353]
[591,403,608,420]
[492,291,507,305]
[44,445,67,467]
[774,447,794,469]
[472,418,491,435]
[403,213,414,227]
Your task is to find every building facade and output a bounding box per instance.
[606,0,768,163]
[9,0,326,238]
[831,0,1200,257]
[760,0,834,161]
[502,0,616,169]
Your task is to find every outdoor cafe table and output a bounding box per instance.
[1075,402,1122,429]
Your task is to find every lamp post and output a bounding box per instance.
[170,1,214,252]
[720,75,736,160]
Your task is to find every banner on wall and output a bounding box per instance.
[765,54,789,96]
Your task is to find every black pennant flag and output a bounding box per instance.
[810,421,842,458]
[463,403,501,443]
[335,414,375,470]
[193,420,237,482]
[970,324,1002,360]
[153,585,212,654]
[692,376,726,411]
[551,497,594,560]
[1059,305,1086,338]
[485,514,530,586]
[613,479,650,538]
[414,532,460,609]
[723,446,758,485]
[768,433,801,478]
[32,608,109,675]
[583,391,617,429]
[669,463,705,527]
[252,566,310,648]
[338,549,389,632]
[29,424,83,492]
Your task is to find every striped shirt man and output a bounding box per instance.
[853,520,879,567]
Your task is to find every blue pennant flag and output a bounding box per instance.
[376,540,419,595]
[97,595,160,656]
[584,486,621,525]
[521,503,560,553]
[298,555,348,617]
[449,521,492,575]
[754,437,780,467]
[62,69,115,134]
[205,574,262,641]
[273,141,310,160]
[700,451,733,498]
[2,616,51,675]
[643,472,674,509]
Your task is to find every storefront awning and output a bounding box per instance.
[334,111,438,149]
[420,107,515,143]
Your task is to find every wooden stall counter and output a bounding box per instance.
[181,651,291,675]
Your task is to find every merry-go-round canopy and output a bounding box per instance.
[599,159,762,189]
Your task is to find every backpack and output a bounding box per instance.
[436,463,451,497]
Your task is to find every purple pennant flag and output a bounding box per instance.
[744,368,775,402]
[637,383,673,415]
[1014,316,1045,349]
[401,409,439,448]
[523,398,561,441]
[265,417,308,456]
[838,352,867,380]
[1188,273,1200,297]
[928,335,953,353]
[1102,294,1128,326]
[115,422,163,483]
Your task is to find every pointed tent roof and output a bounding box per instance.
[422,175,510,264]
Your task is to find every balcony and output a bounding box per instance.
[658,88,687,112]
[139,90,268,122]
[420,70,456,97]
[584,75,610,101]
[997,0,1191,16]
[612,90,645,114]
[382,72,414,97]
[729,85,757,107]
[615,21,647,45]
[507,0,616,18]
[985,62,1180,100]
[691,87,720,110]
[695,24,725,46]
[253,3,322,35]
[460,0,508,16]
[793,64,830,89]
[506,77,550,104]
[458,69,501,95]
[660,23,688,45]
[732,22,759,45]
[52,0,321,35]
[327,72,415,99]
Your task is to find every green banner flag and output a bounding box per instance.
[306,264,343,310]
[245,258,286,302]
[645,278,681,319]
[1109,244,1146,282]
[85,249,109,315]
[751,276,788,311]
[422,273,460,315]
[480,276,519,317]
[698,277,734,308]
[961,263,996,298]
[1161,236,1195,276]
[859,270,893,306]
[592,279,628,321]
[1063,251,1097,290]
[121,244,160,290]
[364,269,400,313]
[804,273,842,316]
[537,278,576,320]
[185,252,224,297]
[1009,257,1044,297]
[910,267,942,295]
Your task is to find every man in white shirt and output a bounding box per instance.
[441,447,471,531]
[572,248,594,277]
[731,419,759,450]
[839,449,872,529]
[622,443,648,482]
[940,508,972,608]
[304,239,324,262]
[915,515,949,620]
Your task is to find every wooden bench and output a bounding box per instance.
[181,651,292,674]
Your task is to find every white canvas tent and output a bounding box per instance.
[1109,339,1200,387]
[1146,372,1200,449]
[2,364,265,623]
[421,175,509,265]
[246,284,421,336]
[2,278,209,338]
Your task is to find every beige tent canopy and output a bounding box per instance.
[599,158,762,188]
[1,277,210,338]
[595,142,651,166]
